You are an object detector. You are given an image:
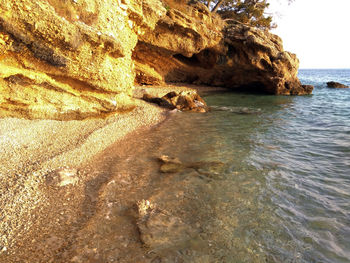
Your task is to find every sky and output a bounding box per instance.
[268,0,350,69]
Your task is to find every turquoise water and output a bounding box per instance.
[201,69,350,262]
[81,69,350,262]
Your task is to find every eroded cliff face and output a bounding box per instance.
[0,0,311,120]
[0,0,165,119]
[133,8,312,95]
[133,2,225,85]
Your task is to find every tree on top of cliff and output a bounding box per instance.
[201,0,274,29]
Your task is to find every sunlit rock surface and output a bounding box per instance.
[133,2,225,85]
[134,3,312,95]
[0,0,311,120]
[0,0,165,119]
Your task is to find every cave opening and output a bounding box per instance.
[173,49,218,69]
[230,82,273,95]
[173,53,201,67]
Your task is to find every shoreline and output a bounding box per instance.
[0,98,167,260]
[0,84,227,262]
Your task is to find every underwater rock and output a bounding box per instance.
[136,199,197,250]
[158,155,182,164]
[211,106,262,115]
[158,155,225,175]
[160,163,185,173]
[187,161,225,173]
[158,155,184,173]
[187,161,226,180]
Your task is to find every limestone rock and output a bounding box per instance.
[45,167,79,187]
[1,0,313,120]
[0,0,165,119]
[158,155,182,165]
[143,91,208,112]
[187,161,225,174]
[158,155,184,173]
[158,155,226,176]
[302,85,315,93]
[134,8,313,95]
[133,2,225,85]
[136,199,197,250]
[326,81,349,88]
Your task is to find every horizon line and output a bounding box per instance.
[299,68,350,70]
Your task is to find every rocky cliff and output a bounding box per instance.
[133,5,313,95]
[0,0,165,119]
[0,0,312,120]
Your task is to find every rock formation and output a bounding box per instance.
[134,17,313,95]
[326,81,349,88]
[0,0,166,119]
[0,0,312,120]
[142,90,208,112]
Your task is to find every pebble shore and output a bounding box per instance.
[0,85,227,262]
[0,98,166,260]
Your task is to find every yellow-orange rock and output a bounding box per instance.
[0,0,312,120]
[0,0,166,119]
[133,2,225,85]
[133,7,313,95]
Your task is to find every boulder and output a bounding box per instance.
[143,91,208,112]
[158,155,184,173]
[302,85,315,93]
[326,81,349,89]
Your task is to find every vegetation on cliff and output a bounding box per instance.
[202,0,274,29]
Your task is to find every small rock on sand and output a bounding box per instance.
[45,167,79,187]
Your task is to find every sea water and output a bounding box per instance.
[81,69,350,262]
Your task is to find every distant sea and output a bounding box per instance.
[94,69,350,262]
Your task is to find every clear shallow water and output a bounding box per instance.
[82,69,350,262]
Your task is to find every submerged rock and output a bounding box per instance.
[211,106,262,115]
[158,155,225,176]
[158,155,182,164]
[326,81,349,88]
[136,199,197,250]
[187,161,225,173]
[158,155,184,173]
[160,163,185,173]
